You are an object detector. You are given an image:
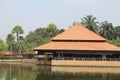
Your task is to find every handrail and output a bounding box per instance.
[54,57,120,61]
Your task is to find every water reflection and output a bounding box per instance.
[0,63,120,80]
[36,67,120,80]
[0,63,36,80]
[52,66,120,73]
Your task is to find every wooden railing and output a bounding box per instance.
[54,57,120,61]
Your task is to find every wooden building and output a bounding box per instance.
[34,24,120,61]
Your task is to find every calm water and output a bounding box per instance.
[0,63,120,80]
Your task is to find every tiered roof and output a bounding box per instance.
[52,24,106,41]
[34,24,120,51]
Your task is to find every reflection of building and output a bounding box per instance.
[34,24,120,66]
[52,66,120,73]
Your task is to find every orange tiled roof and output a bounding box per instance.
[5,51,12,55]
[34,24,120,51]
[34,42,120,51]
[52,24,106,41]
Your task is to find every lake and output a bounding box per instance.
[0,63,120,80]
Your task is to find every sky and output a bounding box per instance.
[0,0,120,41]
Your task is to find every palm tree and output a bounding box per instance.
[99,21,113,40]
[12,25,24,41]
[16,39,26,58]
[81,15,99,33]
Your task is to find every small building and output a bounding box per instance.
[4,51,22,59]
[34,24,120,62]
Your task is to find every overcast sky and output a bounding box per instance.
[1,0,120,41]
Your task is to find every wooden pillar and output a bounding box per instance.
[58,53,60,58]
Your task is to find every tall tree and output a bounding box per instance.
[25,24,64,53]
[6,34,15,52]
[112,26,120,39]
[16,39,26,54]
[47,23,59,38]
[12,25,24,41]
[99,21,113,40]
[81,15,99,33]
[25,32,45,53]
[6,34,14,45]
[0,39,7,53]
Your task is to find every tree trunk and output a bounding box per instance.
[17,32,19,41]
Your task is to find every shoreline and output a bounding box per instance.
[1,59,120,68]
[0,59,37,64]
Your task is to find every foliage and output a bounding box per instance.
[0,39,7,52]
[25,23,64,53]
[81,15,99,33]
[109,39,120,47]
[6,34,15,45]
[112,26,120,39]
[6,25,25,53]
[12,25,24,41]
[16,39,26,53]
[3,18,120,54]
[47,23,59,38]
[25,32,45,53]
[72,21,80,26]
[99,21,114,40]
[73,15,120,41]
[5,24,64,54]
[6,34,15,52]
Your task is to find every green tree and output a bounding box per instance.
[81,15,99,33]
[58,29,65,34]
[6,34,15,53]
[109,39,120,47]
[12,25,24,41]
[25,32,45,53]
[0,39,7,52]
[16,39,26,54]
[99,21,113,40]
[72,21,80,26]
[6,34,14,45]
[25,23,64,53]
[35,28,49,38]
[47,23,59,38]
[112,26,120,39]
[6,25,25,53]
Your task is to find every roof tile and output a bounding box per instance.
[34,24,120,51]
[52,24,106,41]
[34,42,120,51]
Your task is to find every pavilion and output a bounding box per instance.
[34,24,120,61]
